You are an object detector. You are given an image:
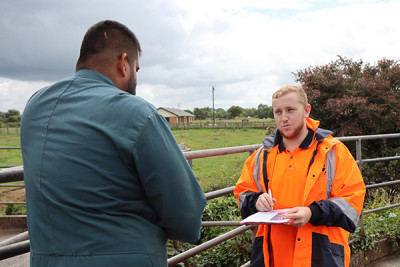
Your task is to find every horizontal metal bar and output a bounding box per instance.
[348,237,360,245]
[0,184,25,187]
[205,186,234,200]
[0,240,30,260]
[337,133,400,142]
[202,221,242,227]
[0,147,21,150]
[0,202,26,205]
[0,166,24,183]
[365,180,400,189]
[362,156,400,164]
[362,203,400,215]
[183,144,262,160]
[167,225,254,266]
[0,231,29,248]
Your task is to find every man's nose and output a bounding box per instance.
[281,112,289,121]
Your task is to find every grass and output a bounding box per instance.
[0,132,25,214]
[0,133,22,167]
[173,128,270,191]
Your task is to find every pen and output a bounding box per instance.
[268,189,273,210]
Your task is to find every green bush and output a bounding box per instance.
[4,204,26,215]
[168,195,252,266]
[350,188,400,252]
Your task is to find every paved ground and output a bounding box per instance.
[367,250,400,267]
[0,232,29,267]
[1,252,29,267]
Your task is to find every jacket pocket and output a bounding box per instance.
[251,236,266,267]
[311,232,344,267]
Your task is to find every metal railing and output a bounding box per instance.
[169,121,276,130]
[0,133,399,265]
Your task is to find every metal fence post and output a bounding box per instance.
[359,213,364,237]
[355,138,364,237]
[356,138,362,175]
[188,159,193,169]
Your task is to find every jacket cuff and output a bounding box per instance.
[240,192,263,219]
[308,201,323,225]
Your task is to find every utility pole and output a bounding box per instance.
[212,86,215,126]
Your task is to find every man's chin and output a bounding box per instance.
[281,132,294,139]
[279,129,292,137]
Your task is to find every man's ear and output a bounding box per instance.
[118,53,129,78]
[305,104,311,118]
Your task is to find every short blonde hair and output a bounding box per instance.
[272,85,308,107]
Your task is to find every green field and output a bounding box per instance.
[0,133,22,167]
[0,128,272,191]
[173,128,269,191]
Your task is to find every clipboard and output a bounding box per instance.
[240,209,294,225]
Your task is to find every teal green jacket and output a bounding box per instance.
[20,70,206,266]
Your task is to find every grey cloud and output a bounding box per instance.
[0,0,190,82]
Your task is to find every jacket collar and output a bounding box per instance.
[262,118,333,150]
[75,69,116,87]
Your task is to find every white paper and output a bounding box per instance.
[240,209,292,225]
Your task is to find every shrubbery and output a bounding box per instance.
[350,188,400,252]
[168,195,252,266]
[5,204,26,215]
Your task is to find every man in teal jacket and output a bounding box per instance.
[20,20,206,266]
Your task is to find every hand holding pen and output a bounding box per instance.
[255,189,276,212]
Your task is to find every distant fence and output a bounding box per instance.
[0,123,276,132]
[169,121,276,130]
[0,127,19,135]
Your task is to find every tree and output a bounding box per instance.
[256,104,273,119]
[5,109,20,118]
[215,108,228,120]
[242,108,257,118]
[1,109,21,124]
[294,56,400,187]
[227,106,243,119]
[193,108,207,120]
[294,56,400,136]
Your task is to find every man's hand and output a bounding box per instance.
[255,193,276,212]
[284,207,312,227]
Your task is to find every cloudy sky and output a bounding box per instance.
[0,0,399,113]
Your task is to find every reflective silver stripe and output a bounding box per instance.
[252,147,264,192]
[326,145,360,225]
[238,148,264,209]
[325,147,335,199]
[238,191,256,209]
[329,197,360,225]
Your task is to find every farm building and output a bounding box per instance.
[157,107,194,124]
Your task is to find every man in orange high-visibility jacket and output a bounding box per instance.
[234,85,365,267]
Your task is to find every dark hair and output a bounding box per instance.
[76,20,141,69]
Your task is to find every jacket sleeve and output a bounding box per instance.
[308,142,366,233]
[234,149,263,219]
[133,113,206,243]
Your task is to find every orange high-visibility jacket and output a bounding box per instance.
[234,118,365,267]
